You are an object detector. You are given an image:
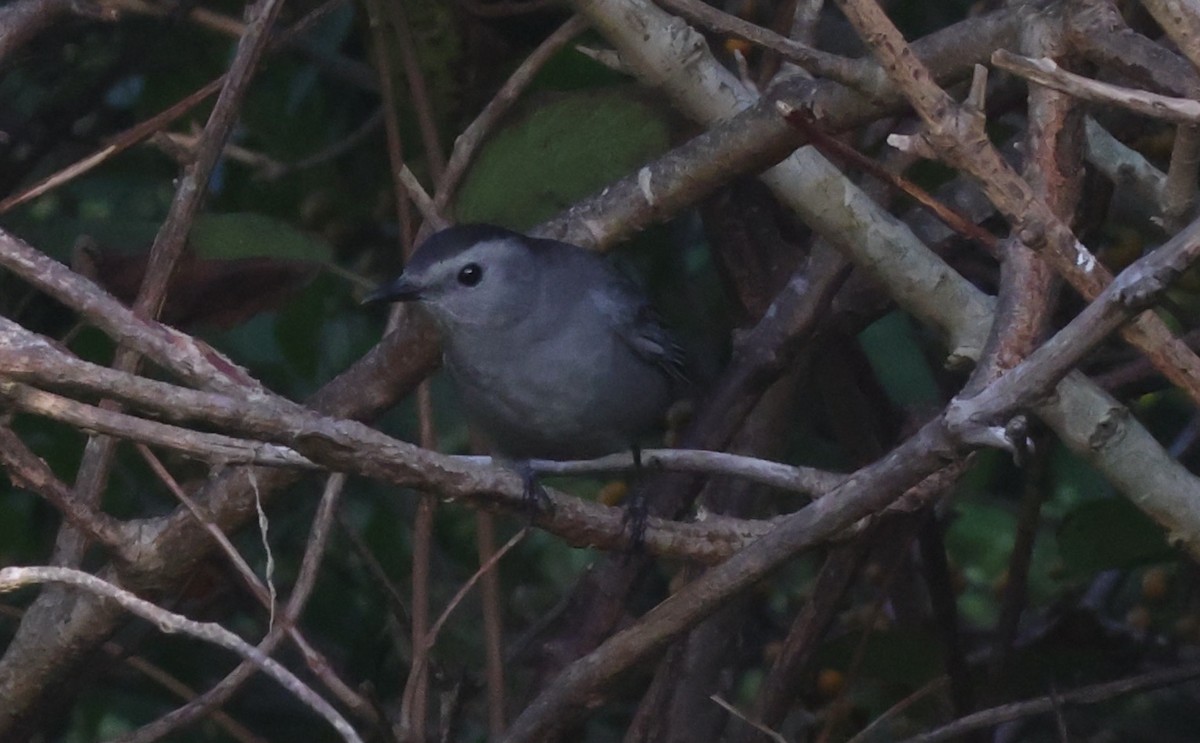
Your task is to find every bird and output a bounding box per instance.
[365,224,687,505]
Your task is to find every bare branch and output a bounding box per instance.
[898,662,1200,743]
[502,129,1200,743]
[0,566,363,743]
[833,0,1200,406]
[993,50,1200,124]
[653,0,883,91]
[0,426,130,558]
[0,380,316,470]
[518,450,845,496]
[109,474,375,743]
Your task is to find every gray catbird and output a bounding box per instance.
[366,224,687,465]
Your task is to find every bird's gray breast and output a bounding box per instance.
[442,295,672,459]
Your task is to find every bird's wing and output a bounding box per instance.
[590,279,689,384]
[624,303,689,384]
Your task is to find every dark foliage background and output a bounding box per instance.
[2,0,1200,741]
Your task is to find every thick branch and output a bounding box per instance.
[835,0,1200,407]
[503,205,1200,743]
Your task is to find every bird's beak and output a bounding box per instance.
[362,274,422,305]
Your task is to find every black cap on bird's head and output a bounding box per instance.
[362,224,523,306]
[362,224,544,329]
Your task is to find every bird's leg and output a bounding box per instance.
[622,443,649,551]
[516,460,553,516]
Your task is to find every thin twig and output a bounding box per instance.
[0,0,358,215]
[337,511,414,632]
[836,0,1200,409]
[0,381,314,469]
[898,662,1200,743]
[379,0,445,184]
[136,444,277,616]
[710,694,787,743]
[364,2,443,735]
[775,102,1001,257]
[112,648,269,743]
[476,512,506,737]
[0,381,314,468]
[0,79,225,214]
[136,0,287,321]
[0,425,130,557]
[398,165,444,229]
[262,108,386,180]
[436,15,590,211]
[0,566,364,743]
[455,0,557,18]
[654,0,882,92]
[422,528,528,649]
[366,0,416,245]
[844,676,949,743]
[993,50,1200,124]
[136,450,373,718]
[111,474,373,743]
[516,450,846,496]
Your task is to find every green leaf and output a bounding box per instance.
[190,212,332,263]
[857,311,941,407]
[1057,498,1173,576]
[454,88,672,229]
[528,42,632,92]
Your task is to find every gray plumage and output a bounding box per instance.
[367,224,685,460]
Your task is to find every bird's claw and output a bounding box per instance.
[518,463,554,517]
[622,490,649,553]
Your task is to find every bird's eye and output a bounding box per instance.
[457,263,483,287]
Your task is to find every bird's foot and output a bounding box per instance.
[517,461,554,517]
[622,444,648,551]
[622,488,649,553]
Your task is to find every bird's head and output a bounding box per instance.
[365,224,542,329]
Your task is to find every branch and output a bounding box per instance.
[0,229,261,395]
[993,50,1200,124]
[1068,0,1200,99]
[835,0,1200,407]
[502,205,1200,743]
[537,3,1021,250]
[1141,0,1200,76]
[900,662,1200,743]
[0,0,362,215]
[652,0,883,91]
[110,474,375,742]
[0,381,316,470]
[0,426,130,557]
[1084,117,1166,210]
[136,0,286,320]
[0,0,115,65]
[0,318,774,562]
[520,450,845,496]
[0,566,363,743]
